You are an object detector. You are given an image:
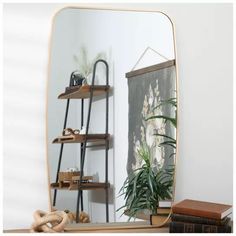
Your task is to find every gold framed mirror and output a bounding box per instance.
[46,6,178,231]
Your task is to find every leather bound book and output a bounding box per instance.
[172,199,232,220]
[171,214,230,226]
[169,221,231,233]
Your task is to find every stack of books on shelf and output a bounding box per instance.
[170,199,232,233]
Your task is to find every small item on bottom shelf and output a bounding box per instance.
[169,221,231,233]
[171,213,230,226]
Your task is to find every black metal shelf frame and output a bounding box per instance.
[52,59,110,223]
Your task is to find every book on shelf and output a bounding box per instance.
[171,213,230,226]
[169,221,231,233]
[150,214,171,226]
[172,199,232,220]
[157,207,171,215]
[159,200,172,208]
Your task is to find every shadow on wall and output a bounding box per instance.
[90,186,114,204]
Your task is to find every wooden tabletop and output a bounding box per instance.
[4,221,169,233]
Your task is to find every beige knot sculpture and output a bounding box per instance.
[30,210,68,233]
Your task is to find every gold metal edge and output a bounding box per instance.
[45,4,179,228]
[169,8,179,227]
[45,9,54,212]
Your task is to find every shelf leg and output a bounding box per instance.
[76,189,82,223]
[53,143,64,206]
[105,140,109,223]
[53,99,70,206]
[80,99,84,211]
[105,187,109,223]
[76,72,94,221]
[80,192,83,212]
[105,63,109,223]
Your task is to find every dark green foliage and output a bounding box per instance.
[118,144,174,219]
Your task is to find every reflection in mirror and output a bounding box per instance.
[47,8,177,226]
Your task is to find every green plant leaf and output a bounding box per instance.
[153,133,176,141]
[146,115,177,128]
[168,153,176,159]
[153,98,177,110]
[159,141,176,149]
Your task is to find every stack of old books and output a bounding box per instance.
[170,199,232,233]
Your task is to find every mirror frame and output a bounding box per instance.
[45,5,179,231]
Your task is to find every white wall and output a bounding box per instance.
[3,3,64,230]
[3,3,233,229]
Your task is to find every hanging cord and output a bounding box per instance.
[131,46,170,71]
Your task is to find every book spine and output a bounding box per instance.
[172,206,221,219]
[169,221,231,233]
[171,214,229,226]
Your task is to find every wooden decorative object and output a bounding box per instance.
[57,172,93,189]
[30,210,68,233]
[58,171,80,188]
[59,171,80,181]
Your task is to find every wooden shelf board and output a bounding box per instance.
[52,134,109,144]
[58,85,110,99]
[71,176,93,181]
[51,182,109,190]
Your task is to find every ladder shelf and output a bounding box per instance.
[52,59,110,223]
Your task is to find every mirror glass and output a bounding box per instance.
[47,8,177,226]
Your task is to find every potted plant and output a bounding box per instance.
[118,97,177,224]
[73,46,106,85]
[118,142,174,218]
